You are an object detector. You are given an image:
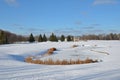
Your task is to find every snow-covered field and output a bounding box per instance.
[0,40,120,80]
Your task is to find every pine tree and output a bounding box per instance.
[38,34,43,42]
[28,33,35,42]
[67,35,72,41]
[49,33,58,42]
[43,34,47,42]
[0,31,3,44]
[60,35,65,41]
[5,35,8,44]
[109,33,114,40]
[113,33,118,40]
[49,33,54,41]
[0,31,8,44]
[54,35,58,41]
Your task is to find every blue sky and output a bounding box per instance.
[0,0,120,36]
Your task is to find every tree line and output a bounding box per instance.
[79,33,120,40]
[0,29,73,44]
[0,29,27,44]
[28,33,120,43]
[0,29,120,44]
[28,33,73,42]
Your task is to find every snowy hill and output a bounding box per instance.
[0,40,120,80]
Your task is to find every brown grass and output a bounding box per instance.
[24,56,33,63]
[25,57,98,65]
[25,47,98,65]
[72,45,78,48]
[43,47,57,56]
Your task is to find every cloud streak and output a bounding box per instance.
[10,24,24,29]
[75,21,82,26]
[93,0,118,5]
[4,0,19,6]
[82,26,94,29]
[82,24,100,30]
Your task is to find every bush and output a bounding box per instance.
[72,45,78,48]
[25,57,33,63]
[43,47,57,56]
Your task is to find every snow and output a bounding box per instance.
[0,40,120,80]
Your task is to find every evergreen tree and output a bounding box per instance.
[0,31,4,44]
[60,35,65,41]
[5,35,8,44]
[118,34,120,40]
[67,35,72,41]
[0,31,8,44]
[49,33,58,42]
[49,33,54,41]
[113,33,118,40]
[0,32,2,44]
[28,33,35,42]
[54,35,58,41]
[43,34,47,42]
[38,34,43,42]
[109,33,114,40]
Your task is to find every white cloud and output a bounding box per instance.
[93,0,118,5]
[4,0,19,6]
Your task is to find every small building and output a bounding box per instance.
[73,36,80,42]
[64,38,67,42]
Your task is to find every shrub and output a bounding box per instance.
[25,57,33,63]
[72,45,78,48]
[44,47,57,56]
[49,47,56,51]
